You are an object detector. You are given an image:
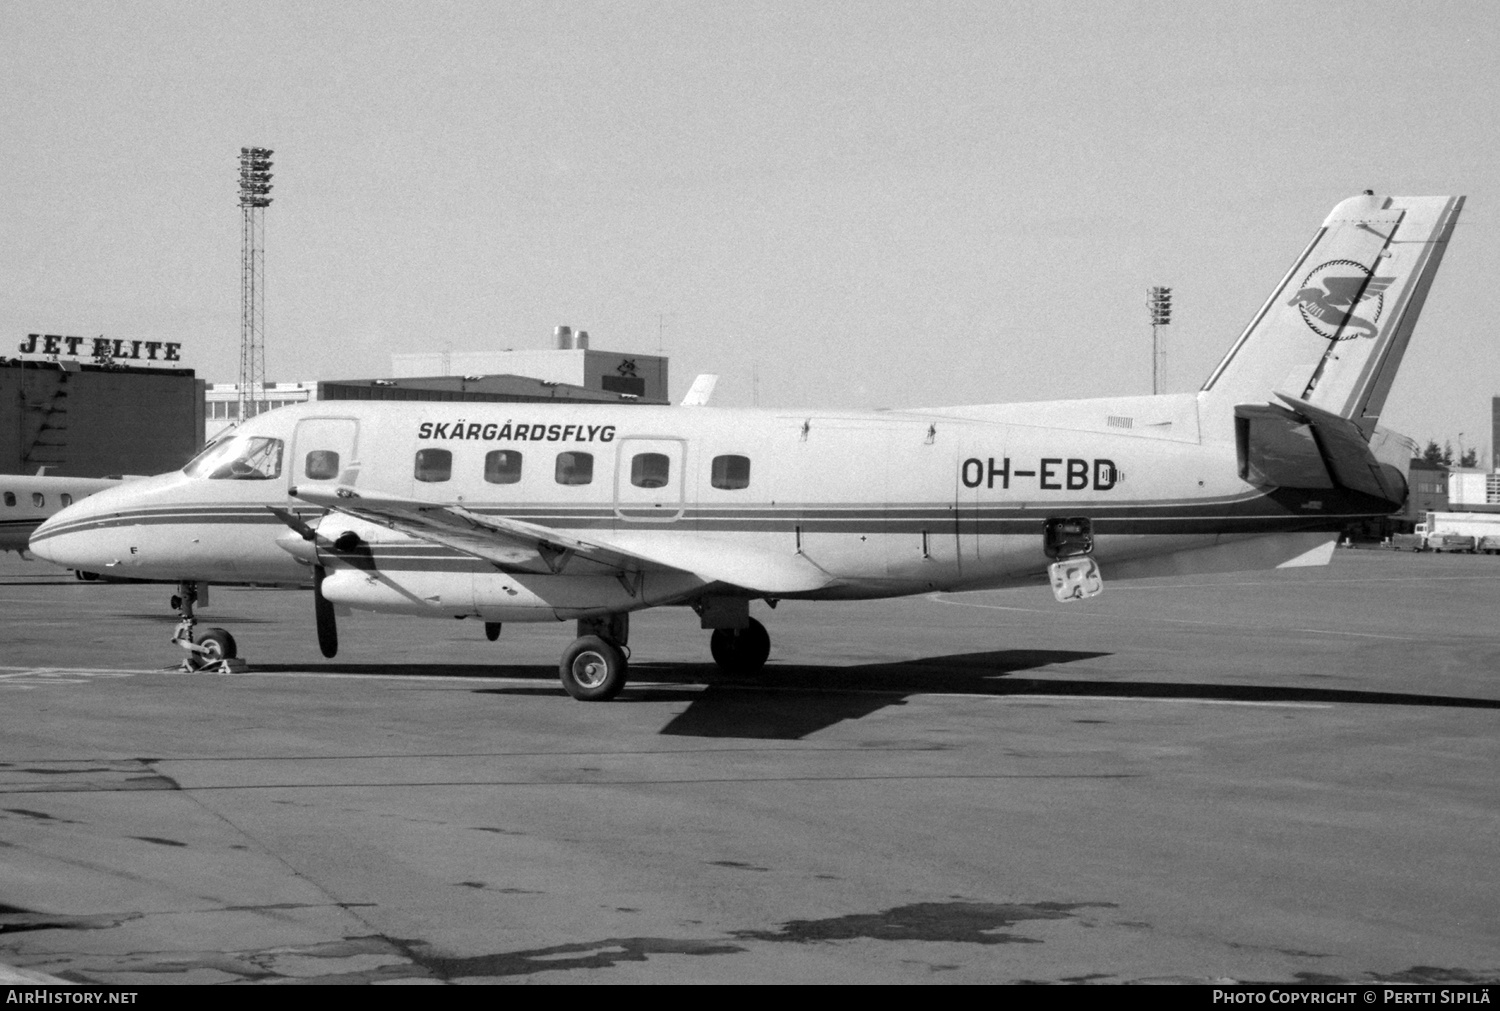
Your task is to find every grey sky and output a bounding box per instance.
[4,1,1496,455]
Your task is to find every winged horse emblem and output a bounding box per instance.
[1287,263,1395,340]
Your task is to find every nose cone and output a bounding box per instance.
[29,486,121,570]
[27,514,63,561]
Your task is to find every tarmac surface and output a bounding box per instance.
[0,547,1497,985]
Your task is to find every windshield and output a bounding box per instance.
[184,436,284,480]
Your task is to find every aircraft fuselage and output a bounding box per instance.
[30,395,1371,622]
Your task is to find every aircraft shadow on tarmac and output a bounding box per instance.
[253,649,1500,741]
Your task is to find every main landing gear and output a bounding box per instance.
[558,613,630,701]
[709,617,770,675]
[168,580,246,673]
[696,597,771,679]
[554,608,774,701]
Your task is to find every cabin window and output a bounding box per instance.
[60,493,72,507]
[33,493,44,507]
[631,453,670,489]
[186,436,284,480]
[3,493,13,507]
[304,450,340,481]
[485,450,523,485]
[711,454,751,490]
[555,451,593,486]
[414,448,452,483]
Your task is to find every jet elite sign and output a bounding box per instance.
[17,333,183,362]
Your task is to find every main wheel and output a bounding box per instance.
[710,617,771,675]
[196,627,238,660]
[485,621,502,641]
[559,635,627,701]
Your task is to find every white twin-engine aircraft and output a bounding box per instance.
[30,193,1464,698]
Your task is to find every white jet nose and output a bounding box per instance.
[28,513,61,560]
[26,479,142,572]
[28,499,106,569]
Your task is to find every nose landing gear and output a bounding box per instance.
[168,581,247,673]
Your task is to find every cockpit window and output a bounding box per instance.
[184,435,227,470]
[184,436,285,480]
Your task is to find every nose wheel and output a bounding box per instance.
[168,581,247,673]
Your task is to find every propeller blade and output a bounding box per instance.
[314,565,338,658]
[267,505,319,542]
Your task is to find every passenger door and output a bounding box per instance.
[614,438,686,523]
[289,418,361,492]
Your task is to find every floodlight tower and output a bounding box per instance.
[238,147,273,423]
[1147,286,1172,395]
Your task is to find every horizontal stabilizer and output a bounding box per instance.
[1230,393,1404,504]
[1275,394,1406,504]
[1235,404,1334,490]
[1236,396,1406,506]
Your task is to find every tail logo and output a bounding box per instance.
[1287,259,1395,341]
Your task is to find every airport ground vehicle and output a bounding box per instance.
[1400,511,1500,552]
[30,193,1465,698]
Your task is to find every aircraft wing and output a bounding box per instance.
[291,484,641,573]
[288,484,831,594]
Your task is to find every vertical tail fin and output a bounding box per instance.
[1201,193,1464,434]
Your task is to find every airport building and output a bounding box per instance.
[390,327,666,401]
[204,381,317,442]
[2,355,205,478]
[5,326,669,477]
[1447,467,1500,508]
[1403,458,1450,516]
[1380,397,1500,535]
[202,328,671,444]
